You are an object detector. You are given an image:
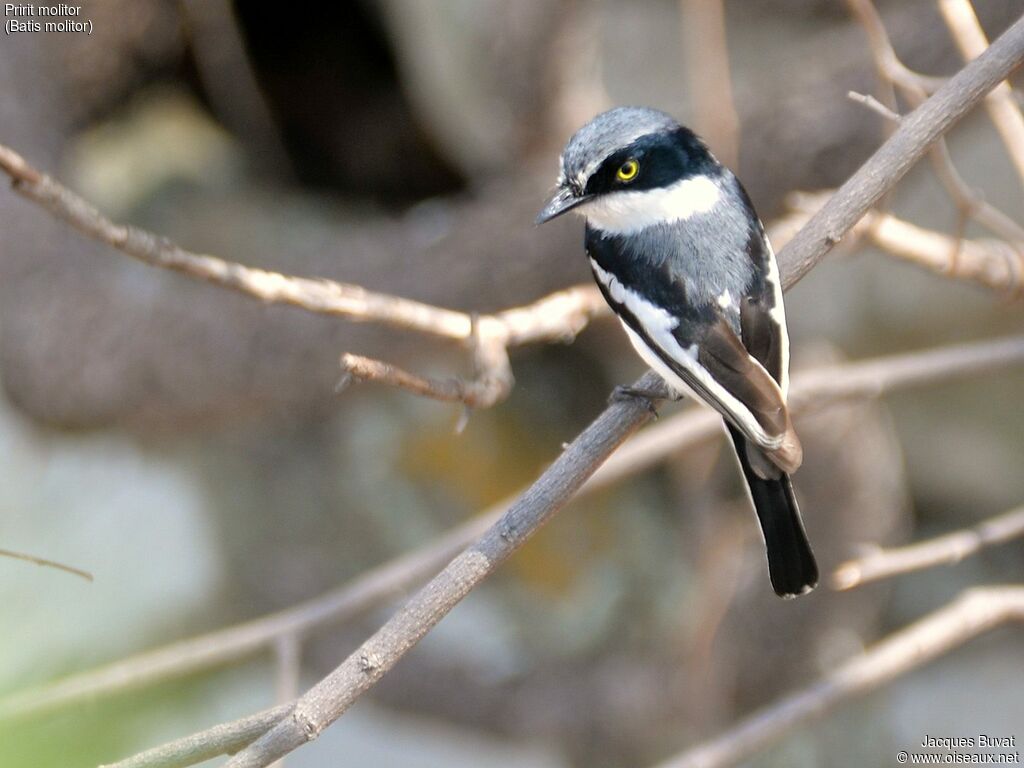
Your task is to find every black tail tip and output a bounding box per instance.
[769,555,819,599]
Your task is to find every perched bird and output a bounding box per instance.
[537,106,817,597]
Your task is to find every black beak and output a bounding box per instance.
[536,186,590,224]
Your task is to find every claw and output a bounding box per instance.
[610,385,661,418]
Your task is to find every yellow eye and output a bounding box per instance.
[616,159,639,182]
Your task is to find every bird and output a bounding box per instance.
[536,106,817,598]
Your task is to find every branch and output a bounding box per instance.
[652,586,1024,768]
[77,333,1024,768]
[783,7,1024,286]
[833,505,1024,590]
[0,548,93,582]
[99,705,294,768]
[845,0,1024,247]
[774,190,1024,297]
[939,0,1024,185]
[0,142,607,409]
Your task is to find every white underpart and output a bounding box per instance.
[579,175,721,235]
[590,260,780,450]
[717,289,734,310]
[763,239,790,398]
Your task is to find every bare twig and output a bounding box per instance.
[0,548,93,582]
[681,0,740,167]
[847,90,903,123]
[775,190,1024,297]
[5,334,1022,736]
[939,0,1024,185]
[783,7,1024,286]
[98,704,294,768]
[845,0,1024,248]
[0,142,607,409]
[653,586,1024,768]
[833,505,1024,590]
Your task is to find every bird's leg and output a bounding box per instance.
[610,384,672,418]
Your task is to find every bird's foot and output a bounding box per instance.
[610,384,664,418]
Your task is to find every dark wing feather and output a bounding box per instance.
[693,316,802,473]
[739,294,783,386]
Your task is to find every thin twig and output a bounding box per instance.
[783,7,1024,286]
[939,0,1024,186]
[833,505,1024,590]
[845,0,1024,248]
[653,586,1024,768]
[847,90,903,123]
[0,141,607,409]
[775,190,1024,297]
[98,705,294,768]
[0,548,93,582]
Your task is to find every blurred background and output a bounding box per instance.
[1,1,1022,766]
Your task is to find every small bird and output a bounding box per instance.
[537,106,817,597]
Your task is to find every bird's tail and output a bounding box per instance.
[726,425,818,598]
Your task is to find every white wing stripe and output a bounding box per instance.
[591,260,780,450]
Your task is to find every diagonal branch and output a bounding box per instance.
[833,505,1024,590]
[939,0,1024,185]
[0,548,93,582]
[104,704,295,768]
[774,190,1024,297]
[652,586,1024,768]
[845,0,1024,247]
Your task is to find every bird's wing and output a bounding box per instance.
[693,314,800,471]
[613,293,802,473]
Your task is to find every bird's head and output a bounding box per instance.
[536,106,721,234]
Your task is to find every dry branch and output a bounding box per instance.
[846,0,1024,247]
[653,586,1024,768]
[0,142,606,409]
[783,7,1024,286]
[0,548,93,581]
[774,190,1024,296]
[99,704,294,768]
[939,0,1024,184]
[833,505,1024,590]
[6,334,1022,734]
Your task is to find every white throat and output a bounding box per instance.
[578,175,721,235]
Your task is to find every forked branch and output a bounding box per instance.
[0,142,606,410]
